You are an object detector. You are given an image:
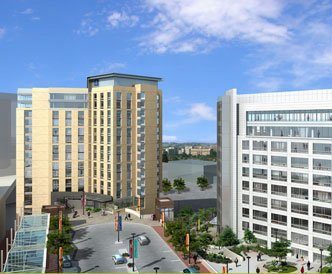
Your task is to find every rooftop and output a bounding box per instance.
[0,175,16,201]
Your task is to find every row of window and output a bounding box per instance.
[93,92,132,110]
[52,178,84,192]
[52,111,84,126]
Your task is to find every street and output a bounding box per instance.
[73,222,186,273]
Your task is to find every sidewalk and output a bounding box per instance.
[152,226,214,273]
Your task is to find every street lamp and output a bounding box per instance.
[226,260,229,273]
[131,233,136,272]
[319,248,323,273]
[153,267,160,273]
[247,256,251,273]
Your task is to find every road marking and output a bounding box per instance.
[115,266,127,269]
[171,259,181,262]
[162,250,172,253]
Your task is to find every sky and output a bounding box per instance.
[1,0,332,143]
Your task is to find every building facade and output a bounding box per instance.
[217,88,332,262]
[16,73,162,216]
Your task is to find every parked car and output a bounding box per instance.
[63,255,72,268]
[137,235,150,245]
[183,267,200,273]
[112,254,127,265]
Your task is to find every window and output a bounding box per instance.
[291,172,308,184]
[116,163,121,180]
[116,110,121,127]
[313,143,331,155]
[253,182,267,193]
[116,92,121,108]
[52,179,59,192]
[93,128,97,143]
[93,145,97,161]
[271,213,287,225]
[78,111,84,126]
[253,224,267,236]
[65,145,71,160]
[78,144,84,160]
[93,110,97,126]
[78,162,84,177]
[65,162,72,177]
[242,181,249,191]
[242,221,249,231]
[253,141,267,151]
[291,232,308,246]
[108,110,111,126]
[100,128,104,143]
[127,146,132,162]
[313,221,331,235]
[78,128,84,143]
[271,199,287,211]
[242,167,249,177]
[271,141,287,152]
[291,187,308,199]
[107,146,111,162]
[52,162,59,178]
[78,178,84,192]
[127,110,132,127]
[313,175,331,187]
[52,128,59,144]
[127,128,132,144]
[100,93,104,108]
[291,157,308,169]
[253,168,267,179]
[127,93,132,109]
[253,154,267,165]
[242,140,249,150]
[291,202,308,215]
[100,145,104,162]
[291,142,308,153]
[253,210,267,221]
[65,111,71,126]
[65,179,72,192]
[93,79,99,87]
[65,128,72,143]
[52,111,59,126]
[116,128,121,144]
[271,228,287,240]
[271,170,287,181]
[313,237,332,249]
[291,217,308,230]
[52,145,59,161]
[107,164,111,180]
[100,110,104,126]
[107,92,111,108]
[313,206,331,219]
[100,163,104,179]
[253,196,267,207]
[242,208,249,218]
[313,190,331,203]
[313,159,332,171]
[107,128,111,144]
[271,156,287,167]
[242,194,249,204]
[93,93,97,109]
[116,146,121,162]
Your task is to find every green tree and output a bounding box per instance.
[217,226,239,247]
[243,229,257,244]
[162,151,169,162]
[327,244,332,266]
[173,177,186,192]
[196,233,213,251]
[197,176,209,190]
[47,230,75,255]
[269,240,292,262]
[162,178,172,193]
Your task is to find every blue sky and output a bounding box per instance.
[1,0,332,143]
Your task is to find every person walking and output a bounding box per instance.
[256,267,260,273]
[193,254,198,264]
[234,257,238,267]
[307,261,311,270]
[300,266,304,273]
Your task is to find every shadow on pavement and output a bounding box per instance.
[82,265,100,273]
[71,219,87,227]
[140,257,166,269]
[72,227,89,241]
[75,247,95,261]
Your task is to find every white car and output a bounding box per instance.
[137,235,150,245]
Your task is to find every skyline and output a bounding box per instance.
[1,0,332,142]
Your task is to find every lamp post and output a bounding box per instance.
[131,233,136,272]
[319,248,323,273]
[226,260,229,273]
[153,267,160,273]
[247,256,251,273]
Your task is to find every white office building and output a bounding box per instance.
[217,88,332,262]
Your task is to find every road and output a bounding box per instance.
[73,222,186,273]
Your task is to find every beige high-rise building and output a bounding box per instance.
[16,73,162,216]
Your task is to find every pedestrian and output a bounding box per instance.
[256,267,260,273]
[296,254,299,260]
[307,261,311,270]
[301,256,304,264]
[87,211,90,217]
[193,254,198,264]
[258,252,261,261]
[300,266,304,273]
[234,257,238,267]
[128,213,131,220]
[125,214,128,220]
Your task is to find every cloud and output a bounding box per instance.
[164,96,181,103]
[0,28,5,39]
[75,18,99,37]
[140,0,288,53]
[107,11,139,28]
[91,62,127,74]
[20,8,33,15]
[166,102,216,129]
[31,17,40,21]
[163,135,177,142]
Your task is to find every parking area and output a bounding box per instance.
[73,222,186,273]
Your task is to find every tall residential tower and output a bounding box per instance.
[217,89,332,262]
[16,73,162,216]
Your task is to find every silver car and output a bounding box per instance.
[137,235,150,245]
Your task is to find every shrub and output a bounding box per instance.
[93,208,101,212]
[127,263,134,267]
[122,252,130,257]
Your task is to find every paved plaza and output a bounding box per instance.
[72,222,186,273]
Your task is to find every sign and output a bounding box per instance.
[129,239,133,258]
[186,233,190,252]
[118,216,122,231]
[115,216,118,231]
[134,239,138,258]
[197,218,200,231]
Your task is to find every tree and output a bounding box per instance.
[173,177,186,192]
[162,151,169,162]
[269,240,292,262]
[217,226,239,247]
[327,244,332,266]
[162,178,172,193]
[196,233,213,251]
[197,176,209,190]
[47,230,75,255]
[243,229,257,244]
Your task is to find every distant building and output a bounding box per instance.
[190,147,211,156]
[165,146,178,157]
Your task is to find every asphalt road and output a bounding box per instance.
[73,222,186,273]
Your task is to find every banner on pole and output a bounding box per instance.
[197,218,200,231]
[129,239,133,258]
[186,233,190,252]
[115,216,118,231]
[134,239,139,258]
[118,216,122,231]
